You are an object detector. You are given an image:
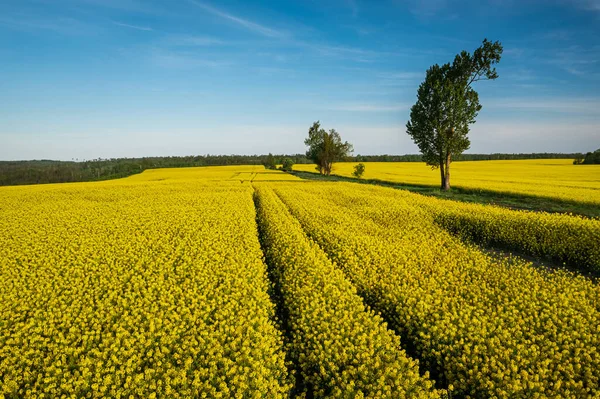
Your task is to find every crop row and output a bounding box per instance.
[328,183,600,273]
[0,181,291,398]
[272,182,600,398]
[418,197,600,274]
[257,186,440,398]
[293,160,600,206]
[254,185,441,398]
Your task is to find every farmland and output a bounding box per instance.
[294,160,600,206]
[1,163,600,398]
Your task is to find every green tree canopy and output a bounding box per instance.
[352,163,366,178]
[281,158,294,172]
[406,39,503,190]
[304,121,353,175]
[263,153,277,170]
[583,149,600,164]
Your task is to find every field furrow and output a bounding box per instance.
[272,182,600,398]
[254,184,442,398]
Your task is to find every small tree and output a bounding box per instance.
[352,163,365,178]
[282,158,294,172]
[406,39,503,190]
[263,153,276,170]
[304,121,353,175]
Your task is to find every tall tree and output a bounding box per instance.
[304,121,353,175]
[406,39,503,190]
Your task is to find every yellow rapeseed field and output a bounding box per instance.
[271,181,600,398]
[127,165,301,183]
[294,159,600,205]
[255,186,442,398]
[0,177,293,397]
[1,164,599,397]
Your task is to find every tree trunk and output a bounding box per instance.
[443,153,451,190]
[439,155,446,190]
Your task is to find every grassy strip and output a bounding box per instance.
[291,170,600,219]
[253,184,443,398]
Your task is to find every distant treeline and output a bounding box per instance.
[353,153,584,162]
[574,149,600,165]
[0,152,585,186]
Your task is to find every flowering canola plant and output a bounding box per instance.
[254,185,442,398]
[272,181,600,398]
[411,193,600,273]
[0,179,292,397]
[309,181,600,273]
[2,165,599,398]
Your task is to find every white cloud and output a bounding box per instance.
[164,34,225,46]
[0,15,91,35]
[187,0,285,38]
[329,103,411,112]
[548,45,600,78]
[487,98,600,114]
[148,48,229,69]
[112,20,153,31]
[345,0,360,17]
[566,0,600,11]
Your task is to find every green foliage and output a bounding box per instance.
[0,155,314,187]
[263,153,277,169]
[582,148,600,164]
[1,152,585,187]
[406,39,503,190]
[352,163,366,178]
[281,158,294,172]
[350,153,584,162]
[304,121,353,175]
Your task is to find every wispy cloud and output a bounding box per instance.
[486,97,600,114]
[163,34,225,46]
[329,103,410,112]
[378,71,423,80]
[503,47,525,57]
[345,0,360,17]
[548,45,600,77]
[564,0,600,11]
[148,48,229,69]
[502,67,537,82]
[374,71,423,87]
[404,0,449,17]
[187,0,285,38]
[60,0,163,15]
[401,0,600,18]
[292,41,389,62]
[112,20,153,32]
[0,14,92,35]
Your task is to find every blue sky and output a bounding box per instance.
[1,0,599,160]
